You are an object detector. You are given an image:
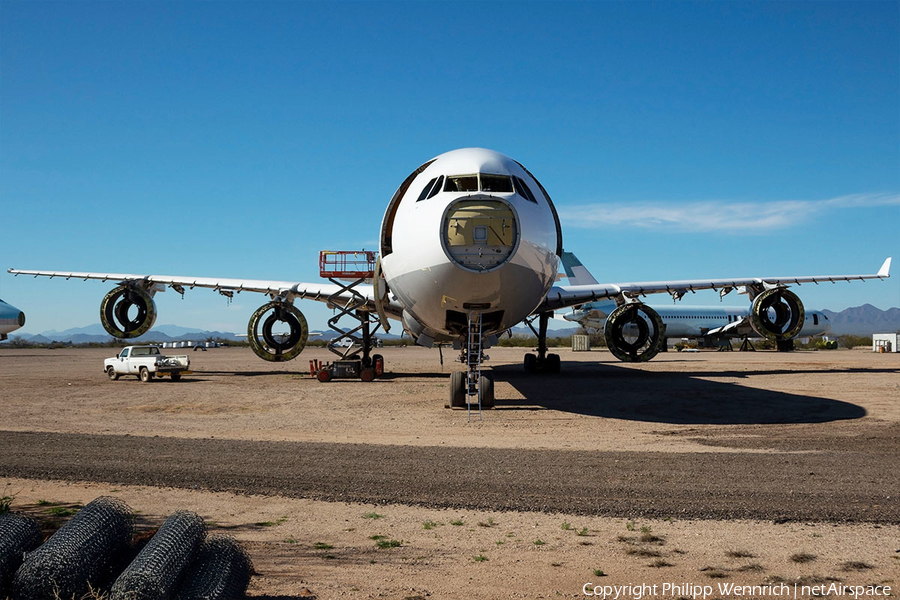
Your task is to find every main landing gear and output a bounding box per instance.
[522,311,561,374]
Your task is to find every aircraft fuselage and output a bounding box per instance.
[379,148,561,344]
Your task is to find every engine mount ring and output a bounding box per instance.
[604,303,665,363]
[248,301,308,362]
[750,288,805,340]
[100,285,157,339]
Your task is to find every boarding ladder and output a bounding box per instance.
[320,251,381,362]
[466,311,483,421]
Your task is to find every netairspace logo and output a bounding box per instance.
[581,582,892,599]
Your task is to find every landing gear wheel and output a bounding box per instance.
[372,354,384,377]
[449,371,466,408]
[546,353,561,373]
[479,373,495,408]
[106,367,119,381]
[316,369,332,383]
[139,367,151,383]
[523,353,537,374]
[360,367,376,382]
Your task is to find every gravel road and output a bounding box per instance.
[2,430,896,523]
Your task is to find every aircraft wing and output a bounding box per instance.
[705,318,747,337]
[538,257,892,311]
[6,269,403,317]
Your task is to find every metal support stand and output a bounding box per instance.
[739,337,756,352]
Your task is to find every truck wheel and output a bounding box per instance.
[372,354,384,377]
[139,367,151,383]
[170,373,181,381]
[106,367,119,381]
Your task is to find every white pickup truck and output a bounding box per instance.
[104,345,191,382]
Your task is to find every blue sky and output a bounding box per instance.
[2,1,898,335]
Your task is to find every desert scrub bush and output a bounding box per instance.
[790,552,817,563]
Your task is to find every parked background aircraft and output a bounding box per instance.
[0,298,26,341]
[7,149,891,407]
[560,253,832,356]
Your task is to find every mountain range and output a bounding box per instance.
[8,304,899,344]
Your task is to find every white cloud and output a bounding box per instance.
[558,193,900,233]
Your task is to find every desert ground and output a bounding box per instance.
[1,345,898,599]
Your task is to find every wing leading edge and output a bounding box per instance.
[6,268,403,318]
[539,257,892,312]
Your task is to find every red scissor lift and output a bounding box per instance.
[310,251,385,382]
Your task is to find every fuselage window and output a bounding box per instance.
[417,177,438,201]
[514,176,537,202]
[427,175,444,199]
[445,175,479,192]
[481,174,513,193]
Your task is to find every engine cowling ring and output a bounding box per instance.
[750,288,805,340]
[604,303,665,363]
[247,301,308,362]
[100,285,157,339]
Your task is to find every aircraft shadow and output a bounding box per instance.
[490,361,868,425]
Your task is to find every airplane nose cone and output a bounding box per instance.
[441,197,519,272]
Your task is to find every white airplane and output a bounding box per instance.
[7,148,892,407]
[560,252,832,354]
[0,298,26,341]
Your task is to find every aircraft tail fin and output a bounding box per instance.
[560,251,599,286]
[877,257,892,278]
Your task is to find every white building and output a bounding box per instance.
[872,333,899,353]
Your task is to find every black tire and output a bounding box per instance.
[523,353,537,373]
[316,369,332,383]
[546,353,561,373]
[170,373,181,381]
[449,371,466,408]
[139,367,151,383]
[106,367,119,381]
[479,373,495,408]
[360,367,376,382]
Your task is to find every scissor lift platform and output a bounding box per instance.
[312,251,384,382]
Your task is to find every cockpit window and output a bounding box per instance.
[444,175,479,192]
[514,176,537,203]
[417,177,438,201]
[427,175,444,199]
[480,174,513,193]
